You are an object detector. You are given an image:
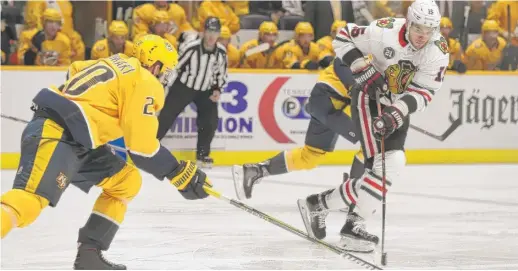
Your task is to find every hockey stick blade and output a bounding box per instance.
[410,118,461,142]
[203,186,382,270]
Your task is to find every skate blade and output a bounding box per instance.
[232,165,246,201]
[338,235,375,253]
[297,199,316,239]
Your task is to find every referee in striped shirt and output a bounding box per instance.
[157,17,228,167]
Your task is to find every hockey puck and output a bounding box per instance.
[381,253,387,265]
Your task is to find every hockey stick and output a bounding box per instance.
[374,95,388,266]
[202,185,383,270]
[409,118,461,142]
[1,114,29,124]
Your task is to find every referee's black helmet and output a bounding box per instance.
[204,17,221,32]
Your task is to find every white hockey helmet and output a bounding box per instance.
[407,0,441,29]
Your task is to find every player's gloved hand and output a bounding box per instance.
[372,106,405,140]
[168,161,212,200]
[452,60,467,74]
[353,65,388,97]
[304,61,319,70]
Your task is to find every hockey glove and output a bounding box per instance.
[168,161,212,200]
[452,60,467,74]
[372,106,405,140]
[353,65,388,98]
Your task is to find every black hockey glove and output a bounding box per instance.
[353,65,388,98]
[452,60,467,74]
[372,106,405,140]
[168,161,212,200]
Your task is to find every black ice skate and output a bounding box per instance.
[338,212,379,253]
[232,163,269,200]
[73,243,126,270]
[196,156,214,169]
[297,193,330,240]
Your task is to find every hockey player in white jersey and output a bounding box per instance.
[297,0,449,253]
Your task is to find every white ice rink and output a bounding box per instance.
[1,165,517,270]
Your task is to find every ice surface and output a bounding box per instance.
[1,165,517,269]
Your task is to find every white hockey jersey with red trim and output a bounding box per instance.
[333,17,449,115]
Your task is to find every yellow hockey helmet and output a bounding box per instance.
[133,34,178,83]
[43,8,62,23]
[259,21,278,35]
[440,17,453,29]
[109,20,129,36]
[331,20,347,33]
[481,20,499,32]
[153,10,170,24]
[220,25,232,39]
[295,22,314,36]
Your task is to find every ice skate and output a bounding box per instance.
[338,212,379,253]
[196,156,213,169]
[232,163,268,200]
[73,243,126,270]
[297,193,330,240]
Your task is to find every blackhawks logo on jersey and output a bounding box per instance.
[376,17,396,29]
[434,36,449,55]
[384,60,416,95]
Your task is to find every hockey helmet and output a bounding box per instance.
[152,10,170,24]
[481,20,499,32]
[220,25,232,39]
[259,21,278,36]
[204,17,221,33]
[109,20,129,36]
[407,0,441,29]
[440,17,453,29]
[295,22,314,37]
[331,20,347,34]
[133,34,178,84]
[43,8,62,23]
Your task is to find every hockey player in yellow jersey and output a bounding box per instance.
[440,17,467,73]
[317,20,347,67]
[91,21,134,60]
[17,8,71,66]
[134,10,178,49]
[486,0,518,46]
[132,0,194,40]
[465,20,507,70]
[1,35,212,270]
[232,57,365,200]
[239,21,279,69]
[218,25,240,68]
[275,22,325,70]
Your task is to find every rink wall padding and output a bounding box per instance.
[1,66,517,169]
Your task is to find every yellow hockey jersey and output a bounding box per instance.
[91,39,134,60]
[132,3,193,39]
[487,1,518,46]
[465,37,507,70]
[17,28,71,66]
[226,43,240,68]
[277,40,321,69]
[317,58,354,115]
[447,37,464,69]
[197,0,240,34]
[32,54,164,154]
[239,39,279,69]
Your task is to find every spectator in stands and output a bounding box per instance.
[282,0,305,17]
[227,1,250,17]
[197,0,240,34]
[304,1,355,40]
[135,10,178,49]
[132,0,193,40]
[274,22,322,70]
[91,21,133,60]
[218,25,239,68]
[465,20,507,70]
[317,20,346,68]
[17,8,71,66]
[487,0,518,46]
[239,21,279,69]
[24,0,84,61]
[440,17,467,73]
[249,1,286,25]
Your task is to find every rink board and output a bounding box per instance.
[1,67,517,169]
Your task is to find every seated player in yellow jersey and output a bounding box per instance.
[239,21,280,69]
[1,35,212,270]
[439,17,467,73]
[273,22,325,70]
[232,57,365,200]
[218,25,239,68]
[91,20,134,60]
[134,10,178,49]
[317,20,347,68]
[465,20,507,70]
